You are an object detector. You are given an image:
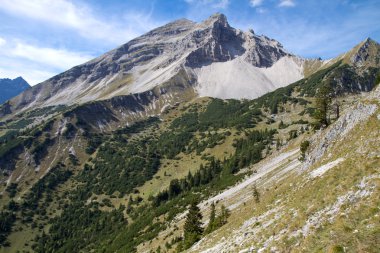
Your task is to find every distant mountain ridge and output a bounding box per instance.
[0,77,30,104]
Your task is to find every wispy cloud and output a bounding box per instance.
[185,0,230,9]
[213,0,230,9]
[0,37,6,47]
[0,39,93,85]
[11,42,92,70]
[0,0,162,85]
[278,0,295,7]
[250,0,263,7]
[249,0,296,8]
[0,0,159,44]
[250,6,379,58]
[256,8,267,13]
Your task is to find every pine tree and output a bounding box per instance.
[300,140,310,161]
[126,196,133,214]
[253,185,260,203]
[183,200,203,249]
[187,171,194,186]
[276,138,281,150]
[193,171,201,186]
[219,204,230,225]
[314,83,332,127]
[205,202,216,234]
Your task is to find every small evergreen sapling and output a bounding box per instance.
[205,202,216,234]
[253,185,260,203]
[300,140,310,161]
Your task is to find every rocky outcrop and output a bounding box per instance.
[244,31,289,67]
[185,14,288,68]
[350,38,380,67]
[185,14,246,67]
[303,86,380,169]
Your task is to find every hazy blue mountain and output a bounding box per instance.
[0,77,30,104]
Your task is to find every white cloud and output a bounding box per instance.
[239,3,380,59]
[279,0,295,7]
[257,8,267,13]
[184,0,230,9]
[11,42,92,70]
[250,0,264,7]
[0,39,94,85]
[0,0,163,85]
[213,0,230,9]
[0,37,6,47]
[0,0,159,44]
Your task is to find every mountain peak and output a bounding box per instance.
[142,18,195,39]
[209,12,227,21]
[359,37,379,48]
[14,76,26,82]
[165,18,195,27]
[355,37,379,49]
[203,13,229,27]
[0,76,28,84]
[0,76,30,104]
[348,37,380,66]
[363,37,376,44]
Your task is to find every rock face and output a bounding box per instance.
[304,101,378,169]
[2,13,305,116]
[185,14,246,67]
[185,14,288,68]
[349,38,380,67]
[0,77,30,104]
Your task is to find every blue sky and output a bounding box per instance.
[0,0,379,85]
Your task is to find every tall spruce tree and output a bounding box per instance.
[219,204,230,225]
[205,202,216,234]
[183,200,203,249]
[253,185,260,203]
[314,83,333,127]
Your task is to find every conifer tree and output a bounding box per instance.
[205,202,216,234]
[253,185,260,203]
[314,83,333,127]
[276,138,281,150]
[183,200,203,249]
[219,204,230,225]
[300,140,310,161]
[126,196,133,214]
